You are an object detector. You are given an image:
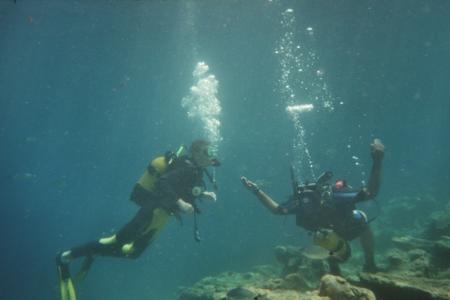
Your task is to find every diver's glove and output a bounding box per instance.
[370,138,385,161]
[241,176,261,195]
[177,198,194,214]
[201,191,217,202]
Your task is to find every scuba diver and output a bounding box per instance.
[56,139,220,300]
[241,139,384,275]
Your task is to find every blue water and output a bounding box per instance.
[1,1,449,299]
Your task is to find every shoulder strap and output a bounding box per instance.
[164,145,187,169]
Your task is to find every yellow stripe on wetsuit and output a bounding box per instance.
[122,208,171,255]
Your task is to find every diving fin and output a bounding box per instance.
[56,254,77,300]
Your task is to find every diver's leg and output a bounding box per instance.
[360,227,377,272]
[115,204,156,244]
[60,203,157,262]
[327,257,341,276]
[124,231,154,259]
[55,205,155,283]
[117,207,171,259]
[58,203,168,268]
[55,238,123,299]
[55,208,152,290]
[60,234,127,263]
[55,211,148,285]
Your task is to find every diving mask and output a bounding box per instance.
[203,146,220,166]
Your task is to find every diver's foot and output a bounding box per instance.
[56,251,72,266]
[56,251,73,281]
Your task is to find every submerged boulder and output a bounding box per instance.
[359,272,450,300]
[384,248,434,277]
[319,275,375,300]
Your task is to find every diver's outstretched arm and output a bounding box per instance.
[365,138,384,199]
[241,176,281,214]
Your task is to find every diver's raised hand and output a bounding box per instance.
[177,198,194,214]
[202,191,217,202]
[241,176,260,194]
[370,138,385,161]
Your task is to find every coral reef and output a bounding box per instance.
[178,194,450,300]
[178,272,377,300]
[360,194,450,299]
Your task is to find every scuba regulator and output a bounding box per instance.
[290,167,334,208]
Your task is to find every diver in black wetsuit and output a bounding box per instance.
[241,139,384,275]
[56,139,219,300]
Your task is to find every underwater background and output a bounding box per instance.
[0,0,449,299]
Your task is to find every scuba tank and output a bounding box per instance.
[131,145,185,206]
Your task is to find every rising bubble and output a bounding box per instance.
[181,62,222,148]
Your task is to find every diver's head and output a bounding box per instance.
[190,139,220,168]
[334,179,347,189]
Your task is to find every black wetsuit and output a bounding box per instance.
[279,186,369,241]
[70,155,205,260]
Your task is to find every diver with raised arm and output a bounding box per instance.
[241,139,384,274]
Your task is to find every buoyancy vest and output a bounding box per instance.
[130,149,182,206]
